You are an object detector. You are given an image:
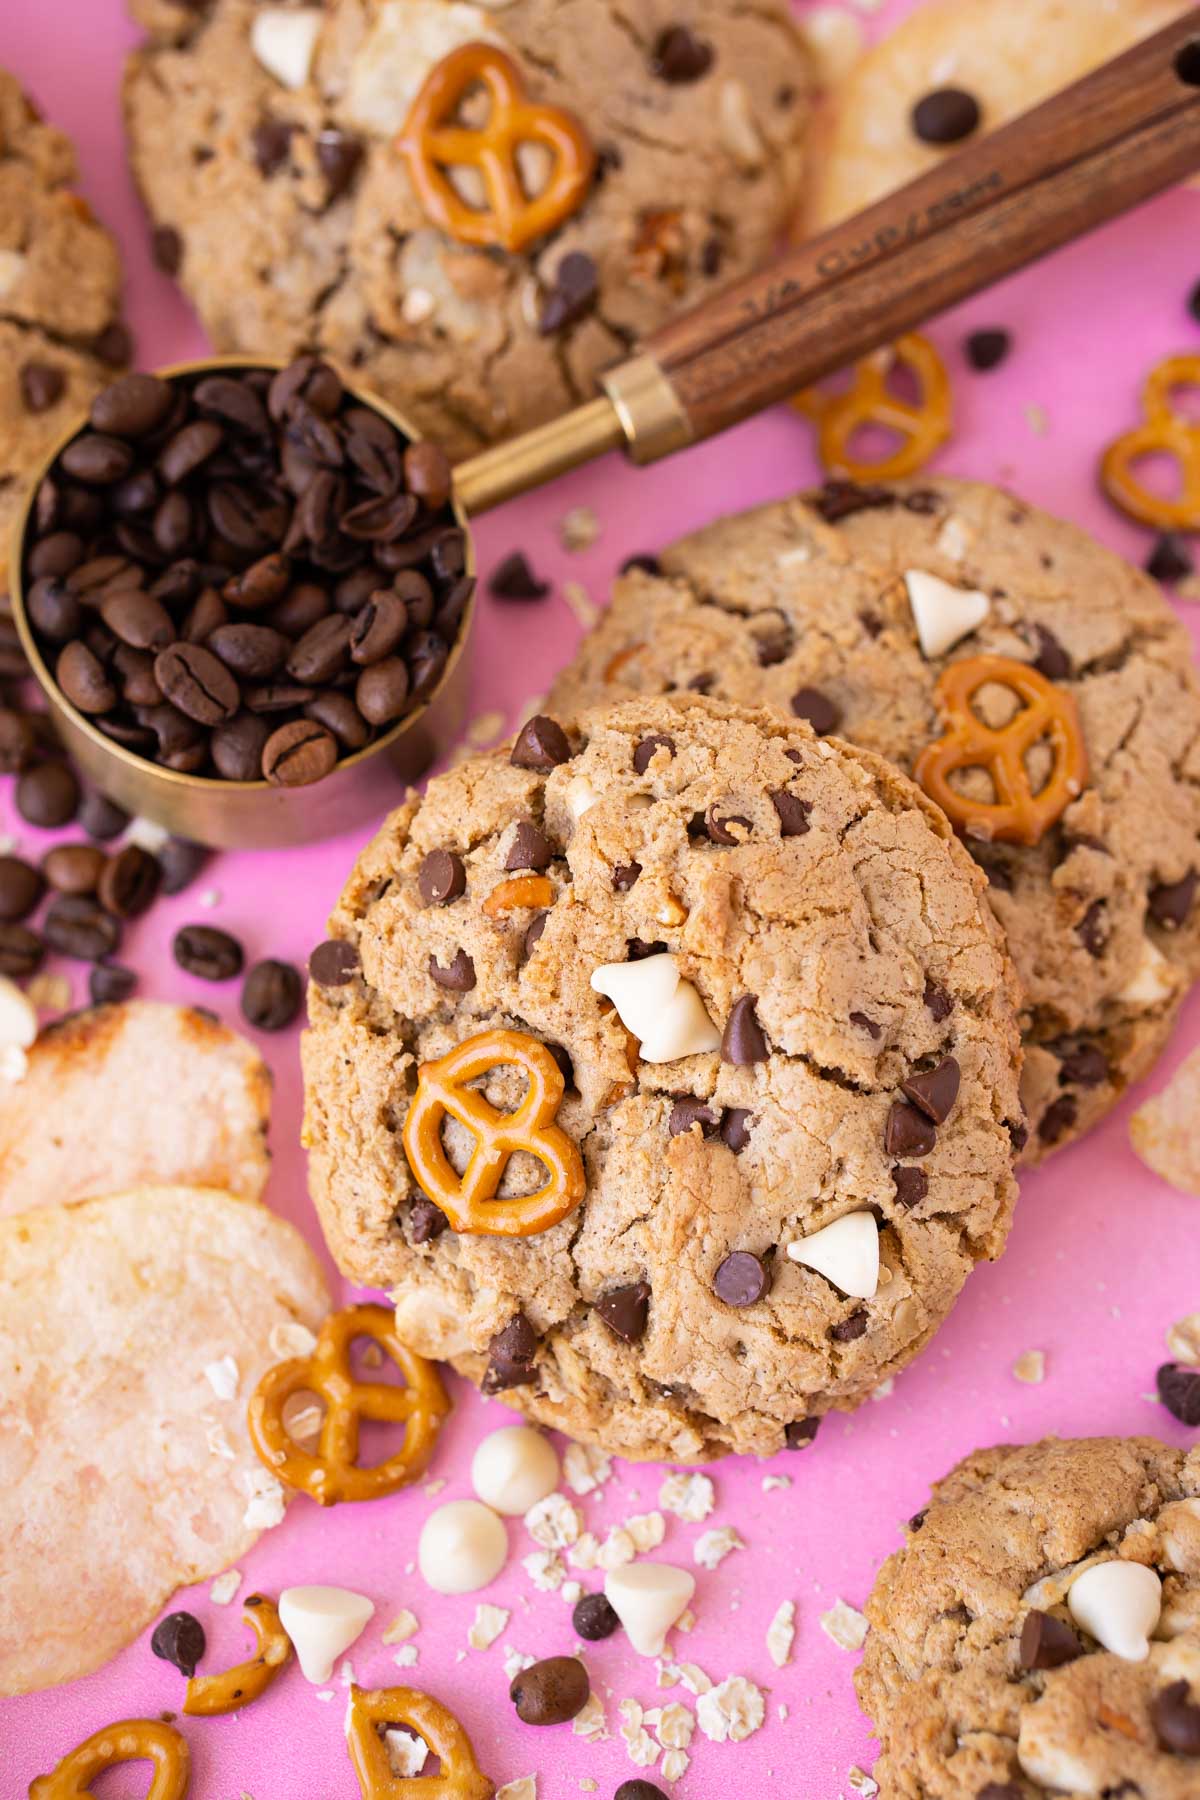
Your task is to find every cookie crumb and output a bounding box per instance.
[1131,1047,1200,1194]
[525,1492,582,1549]
[559,505,600,552]
[762,1475,791,1493]
[392,1645,418,1668]
[847,1769,879,1797]
[241,1470,286,1530]
[209,1569,242,1606]
[1012,1349,1046,1384]
[504,1646,536,1682]
[203,1354,239,1400]
[562,580,598,630]
[523,1550,566,1591]
[820,1598,869,1650]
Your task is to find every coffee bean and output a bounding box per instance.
[356,657,410,726]
[208,623,290,680]
[77,790,129,842]
[310,938,359,986]
[0,923,44,977]
[1019,1609,1081,1671]
[60,434,134,486]
[194,376,270,438]
[262,720,338,786]
[158,419,223,487]
[595,1280,650,1343]
[1147,533,1194,585]
[43,894,121,962]
[173,924,244,981]
[341,492,417,543]
[510,1655,590,1726]
[57,641,117,714]
[506,822,554,873]
[483,1312,539,1393]
[349,591,407,665]
[288,614,352,684]
[183,591,228,644]
[791,687,841,734]
[42,845,104,898]
[1151,1680,1200,1755]
[305,691,370,751]
[17,761,79,827]
[885,1100,937,1157]
[1158,1361,1200,1426]
[212,711,272,781]
[572,1592,620,1641]
[403,441,452,511]
[419,849,466,906]
[892,1166,928,1209]
[713,1250,770,1307]
[151,1611,206,1679]
[407,630,449,701]
[158,837,209,895]
[242,958,303,1030]
[538,252,598,335]
[722,994,768,1065]
[901,1056,960,1124]
[91,373,174,439]
[785,1416,820,1450]
[29,531,84,579]
[633,734,672,773]
[0,709,37,773]
[154,642,239,724]
[912,87,981,144]
[964,329,1011,372]
[615,1786,669,1800]
[90,962,138,1004]
[489,551,550,599]
[0,854,44,922]
[243,680,315,714]
[428,949,475,991]
[20,361,65,413]
[650,24,714,82]
[512,714,571,771]
[98,845,162,919]
[1149,870,1197,929]
[100,589,174,652]
[225,551,292,611]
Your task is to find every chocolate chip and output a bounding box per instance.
[923,978,953,1022]
[158,837,209,895]
[17,762,79,828]
[1146,533,1195,585]
[705,805,751,846]
[850,1010,881,1040]
[621,554,661,577]
[523,912,548,959]
[506,822,554,873]
[151,1611,206,1679]
[251,118,295,175]
[1149,870,1197,929]
[612,861,641,891]
[1158,1361,1200,1425]
[241,959,303,1030]
[720,1107,752,1152]
[912,87,980,144]
[892,1166,928,1208]
[885,1100,937,1157]
[98,845,161,919]
[20,361,65,413]
[90,962,137,1004]
[510,1655,590,1726]
[0,856,45,921]
[615,1785,670,1800]
[650,24,714,82]
[1051,1040,1108,1088]
[722,994,768,1065]
[790,687,841,734]
[769,789,811,836]
[1008,1117,1029,1154]
[315,128,364,199]
[668,1096,720,1137]
[173,924,244,981]
[511,714,571,771]
[1018,1608,1082,1671]
[408,1196,447,1243]
[538,252,598,334]
[428,949,475,991]
[310,938,359,986]
[1037,1093,1077,1146]
[784,1416,820,1450]
[1027,622,1071,681]
[488,552,550,601]
[964,329,1011,372]
[1191,278,1200,325]
[43,894,120,962]
[976,1787,1022,1800]
[151,225,183,274]
[713,1250,770,1307]
[812,480,894,524]
[482,1312,539,1392]
[901,1056,960,1124]
[572,1592,619,1641]
[595,1281,651,1344]
[419,849,467,908]
[633,733,674,774]
[830,1307,868,1342]
[1151,1680,1200,1755]
[1075,900,1107,957]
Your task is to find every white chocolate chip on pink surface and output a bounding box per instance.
[590,955,720,1062]
[787,1211,880,1298]
[278,1585,374,1684]
[471,1425,559,1517]
[1066,1560,1162,1660]
[418,1500,507,1595]
[605,1563,697,1657]
[904,569,991,658]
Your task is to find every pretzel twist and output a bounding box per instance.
[29,1720,189,1800]
[1101,352,1200,530]
[346,1685,494,1799]
[793,333,952,480]
[183,1595,291,1716]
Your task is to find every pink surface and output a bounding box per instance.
[3,3,1200,1795]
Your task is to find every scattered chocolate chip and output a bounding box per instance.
[1075,900,1107,957]
[511,714,571,772]
[720,1107,752,1152]
[785,1417,820,1450]
[241,959,303,1030]
[151,1611,206,1679]
[901,1056,960,1124]
[428,948,475,991]
[20,361,65,413]
[1050,1040,1108,1088]
[705,805,751,846]
[964,329,1011,372]
[419,848,467,906]
[572,1592,620,1641]
[90,962,138,1004]
[538,251,599,334]
[1190,278,1200,325]
[669,1096,720,1138]
[621,554,661,577]
[650,24,714,82]
[310,938,359,986]
[1158,1361,1200,1426]
[769,789,811,836]
[1151,1679,1200,1755]
[633,733,674,775]
[1028,623,1071,681]
[595,1280,651,1344]
[722,994,768,1065]
[0,855,45,921]
[315,128,364,199]
[43,894,120,962]
[1149,870,1197,930]
[173,924,244,981]
[885,1100,937,1157]
[1037,1093,1077,1146]
[1146,533,1194,584]
[849,1010,881,1040]
[612,861,641,892]
[151,225,184,275]
[892,1166,928,1208]
[510,1655,590,1726]
[483,1312,539,1392]
[251,117,295,176]
[790,687,841,734]
[1019,1609,1082,1671]
[506,821,554,873]
[830,1308,868,1342]
[912,87,980,144]
[627,937,668,961]
[408,1195,447,1243]
[489,552,550,600]
[714,1250,769,1307]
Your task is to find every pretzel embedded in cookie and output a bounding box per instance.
[29,1718,190,1800]
[248,1303,450,1505]
[914,653,1088,846]
[793,333,952,480]
[183,1594,291,1715]
[346,1684,494,1799]
[1101,352,1200,530]
[402,1028,585,1236]
[396,43,596,253]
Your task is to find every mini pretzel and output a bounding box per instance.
[346,1685,494,1800]
[402,1028,585,1236]
[482,874,554,916]
[793,333,952,480]
[248,1303,450,1506]
[396,43,595,253]
[914,653,1088,847]
[29,1719,189,1800]
[183,1595,291,1716]
[1101,353,1200,529]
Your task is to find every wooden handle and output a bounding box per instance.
[642,12,1200,445]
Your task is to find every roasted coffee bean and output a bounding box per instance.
[356,657,410,726]
[212,711,272,781]
[135,703,206,763]
[17,761,80,827]
[153,559,203,606]
[98,845,162,918]
[510,1655,590,1726]
[407,630,447,699]
[615,1786,669,1800]
[100,589,174,651]
[43,894,121,962]
[287,614,352,684]
[28,532,85,581]
[225,551,291,611]
[242,958,303,1030]
[27,577,83,643]
[262,719,338,787]
[194,375,270,437]
[0,855,45,920]
[404,441,452,510]
[42,845,104,898]
[158,419,223,486]
[174,924,245,981]
[158,837,209,896]
[305,690,370,751]
[78,789,129,841]
[61,433,134,485]
[151,1611,206,1680]
[113,644,163,706]
[91,373,174,439]
[154,642,240,724]
[0,923,44,977]
[266,581,329,638]
[340,491,417,542]
[310,938,359,986]
[572,1593,620,1641]
[333,567,379,616]
[208,623,289,680]
[243,680,316,713]
[349,590,407,664]
[0,710,38,773]
[56,639,116,715]
[90,962,138,1004]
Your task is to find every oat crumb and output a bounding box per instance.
[820,1598,869,1651]
[209,1569,242,1606]
[767,1599,796,1668]
[696,1675,765,1743]
[468,1603,509,1650]
[495,1780,536,1800]
[563,1442,612,1495]
[559,505,600,552]
[382,1610,419,1644]
[694,1526,743,1569]
[658,1472,715,1522]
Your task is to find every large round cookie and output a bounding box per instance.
[0,69,129,597]
[803,0,1189,233]
[123,0,815,461]
[303,694,1022,1461]
[548,478,1200,1159]
[858,1436,1200,1799]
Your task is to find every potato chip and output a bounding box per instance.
[1130,1045,1200,1195]
[0,1186,329,1694]
[0,1002,272,1217]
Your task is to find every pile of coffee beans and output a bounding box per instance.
[21,358,471,786]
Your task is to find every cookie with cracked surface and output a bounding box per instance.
[802,0,1190,233]
[549,477,1200,1159]
[122,0,814,460]
[302,693,1022,1461]
[858,1436,1200,1799]
[0,69,129,597]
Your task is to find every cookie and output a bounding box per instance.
[302,694,1022,1461]
[803,0,1190,232]
[548,478,1200,1158]
[122,0,815,460]
[0,68,129,596]
[858,1436,1200,1799]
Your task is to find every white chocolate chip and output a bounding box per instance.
[0,978,37,1055]
[904,569,990,658]
[278,1586,374,1683]
[786,1211,879,1298]
[250,7,323,89]
[717,79,766,171]
[344,1,501,132]
[471,1427,559,1517]
[1066,1560,1161,1660]
[418,1500,508,1594]
[268,1319,318,1360]
[565,775,600,821]
[605,1563,696,1657]
[0,249,27,298]
[1119,936,1179,1005]
[591,955,720,1062]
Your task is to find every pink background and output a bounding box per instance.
[3,3,1200,1795]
